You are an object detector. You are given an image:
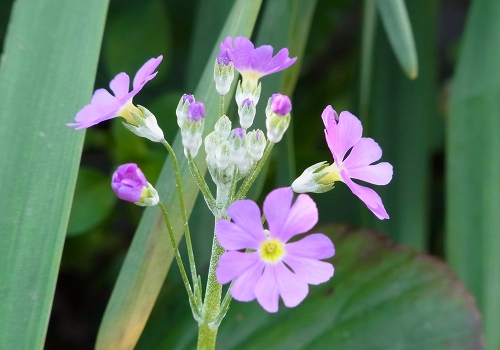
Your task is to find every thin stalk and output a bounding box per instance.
[219,94,225,117]
[187,153,217,215]
[235,142,274,200]
[158,202,200,317]
[210,280,234,329]
[161,139,199,292]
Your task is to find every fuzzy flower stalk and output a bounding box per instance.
[292,106,393,219]
[216,187,335,312]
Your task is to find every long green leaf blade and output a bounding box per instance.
[446,0,500,348]
[0,0,109,348]
[375,0,418,79]
[95,1,263,348]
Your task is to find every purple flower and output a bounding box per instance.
[322,106,393,219]
[270,93,292,116]
[220,36,296,88]
[67,56,163,130]
[111,163,148,203]
[217,47,233,66]
[216,187,335,313]
[186,101,205,121]
[182,94,195,104]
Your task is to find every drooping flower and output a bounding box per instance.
[111,163,158,206]
[216,187,335,313]
[67,56,163,130]
[319,106,393,219]
[221,36,297,91]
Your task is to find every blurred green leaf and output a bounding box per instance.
[139,225,482,349]
[95,1,263,349]
[103,0,171,83]
[446,0,500,348]
[0,0,108,348]
[67,167,116,236]
[369,0,439,250]
[375,0,418,79]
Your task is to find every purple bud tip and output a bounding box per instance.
[217,48,233,66]
[255,130,262,140]
[187,101,205,121]
[232,128,245,139]
[182,94,195,104]
[270,93,292,116]
[242,99,253,108]
[111,163,148,203]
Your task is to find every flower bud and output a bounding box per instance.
[121,105,165,142]
[216,142,231,170]
[229,128,246,166]
[181,101,205,157]
[291,161,335,194]
[176,94,195,128]
[237,152,253,175]
[238,99,256,129]
[266,93,291,143]
[204,131,222,155]
[111,163,159,206]
[235,81,261,109]
[214,48,235,95]
[214,115,232,140]
[247,129,266,161]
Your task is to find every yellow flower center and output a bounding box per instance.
[259,237,286,263]
[117,100,142,126]
[318,163,344,184]
[241,71,263,92]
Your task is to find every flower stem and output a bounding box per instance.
[161,139,199,299]
[219,94,225,117]
[235,142,274,200]
[158,202,201,319]
[187,153,217,215]
[197,185,230,349]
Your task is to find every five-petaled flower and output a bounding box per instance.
[320,106,393,219]
[67,56,162,130]
[216,187,335,313]
[220,36,296,90]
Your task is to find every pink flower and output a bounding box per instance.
[111,163,159,206]
[322,106,393,219]
[220,36,296,89]
[67,56,162,130]
[216,187,335,313]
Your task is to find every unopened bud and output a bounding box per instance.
[266,93,291,143]
[176,94,195,128]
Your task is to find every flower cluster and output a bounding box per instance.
[216,187,335,313]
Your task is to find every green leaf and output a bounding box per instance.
[0,0,109,348]
[95,1,263,349]
[446,0,500,348]
[138,225,483,349]
[368,0,439,250]
[67,167,116,236]
[375,0,418,79]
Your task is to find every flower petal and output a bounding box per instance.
[216,220,261,250]
[285,233,335,259]
[227,199,266,243]
[254,265,280,313]
[250,45,274,72]
[324,110,362,163]
[343,138,382,169]
[346,162,393,185]
[321,105,338,129]
[132,55,163,89]
[232,36,254,71]
[266,48,296,75]
[109,72,130,99]
[278,193,318,242]
[216,251,261,285]
[283,254,334,285]
[263,187,293,239]
[341,170,389,219]
[275,263,309,308]
[230,257,266,302]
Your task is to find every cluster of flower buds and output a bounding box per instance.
[204,117,266,185]
[177,94,206,157]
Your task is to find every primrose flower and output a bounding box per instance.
[221,36,297,91]
[300,106,392,219]
[67,56,163,129]
[216,187,335,313]
[111,163,158,206]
